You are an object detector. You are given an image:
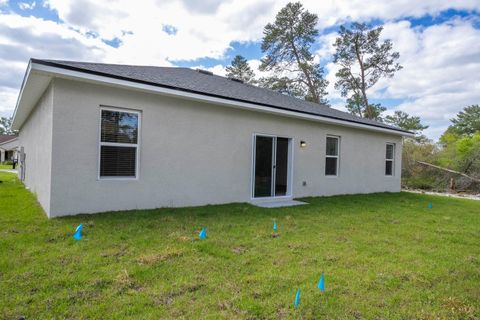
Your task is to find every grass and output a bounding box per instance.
[0,171,479,319]
[0,164,13,170]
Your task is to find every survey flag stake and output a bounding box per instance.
[428,202,433,209]
[318,273,325,292]
[73,224,83,241]
[294,288,300,308]
[199,228,207,240]
[273,221,277,233]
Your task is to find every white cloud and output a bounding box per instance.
[18,2,36,10]
[0,87,18,113]
[0,13,114,114]
[365,19,480,139]
[302,0,480,28]
[191,64,226,76]
[43,0,279,63]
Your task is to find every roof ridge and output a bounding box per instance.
[36,58,190,70]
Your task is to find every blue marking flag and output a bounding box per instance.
[273,221,277,233]
[428,202,433,209]
[294,288,300,308]
[318,273,325,292]
[199,228,207,240]
[73,224,83,241]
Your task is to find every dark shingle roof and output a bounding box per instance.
[0,135,16,144]
[32,59,411,134]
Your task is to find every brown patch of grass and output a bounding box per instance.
[136,248,184,265]
[232,246,247,254]
[114,269,142,292]
[442,297,477,319]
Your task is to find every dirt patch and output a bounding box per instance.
[231,246,247,254]
[115,269,142,292]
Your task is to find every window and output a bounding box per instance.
[385,143,395,176]
[99,108,140,178]
[325,136,339,176]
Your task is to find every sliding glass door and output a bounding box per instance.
[253,135,291,198]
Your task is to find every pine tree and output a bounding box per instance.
[225,55,256,84]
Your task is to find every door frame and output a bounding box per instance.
[250,133,294,201]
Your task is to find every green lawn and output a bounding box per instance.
[0,164,13,170]
[1,172,479,319]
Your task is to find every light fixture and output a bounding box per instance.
[300,140,306,148]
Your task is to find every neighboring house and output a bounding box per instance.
[0,135,18,163]
[11,59,413,218]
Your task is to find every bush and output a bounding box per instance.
[402,176,440,190]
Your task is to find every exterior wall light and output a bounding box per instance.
[300,140,306,148]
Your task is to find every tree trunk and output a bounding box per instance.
[449,177,456,192]
[289,38,318,103]
[354,39,369,118]
[416,160,480,183]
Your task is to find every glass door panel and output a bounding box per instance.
[254,136,274,197]
[275,137,289,196]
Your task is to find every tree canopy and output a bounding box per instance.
[384,111,429,134]
[447,104,480,136]
[0,117,13,135]
[259,2,328,105]
[225,55,256,84]
[333,22,402,119]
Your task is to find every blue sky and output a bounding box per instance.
[0,0,479,140]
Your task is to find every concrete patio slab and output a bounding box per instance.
[253,200,308,208]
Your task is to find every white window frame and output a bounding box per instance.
[385,143,395,176]
[98,106,141,180]
[325,135,340,177]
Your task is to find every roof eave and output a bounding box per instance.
[11,60,53,130]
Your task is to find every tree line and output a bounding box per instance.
[403,105,480,192]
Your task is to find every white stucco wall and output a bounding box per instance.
[17,84,54,214]
[41,78,402,217]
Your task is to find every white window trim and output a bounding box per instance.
[98,106,141,180]
[325,135,340,177]
[385,143,395,176]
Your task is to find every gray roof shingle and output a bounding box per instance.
[32,59,411,134]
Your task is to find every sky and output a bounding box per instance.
[0,0,479,140]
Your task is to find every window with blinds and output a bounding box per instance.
[325,136,340,176]
[385,143,395,176]
[99,109,139,178]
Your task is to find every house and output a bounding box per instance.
[11,59,413,218]
[0,135,18,163]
